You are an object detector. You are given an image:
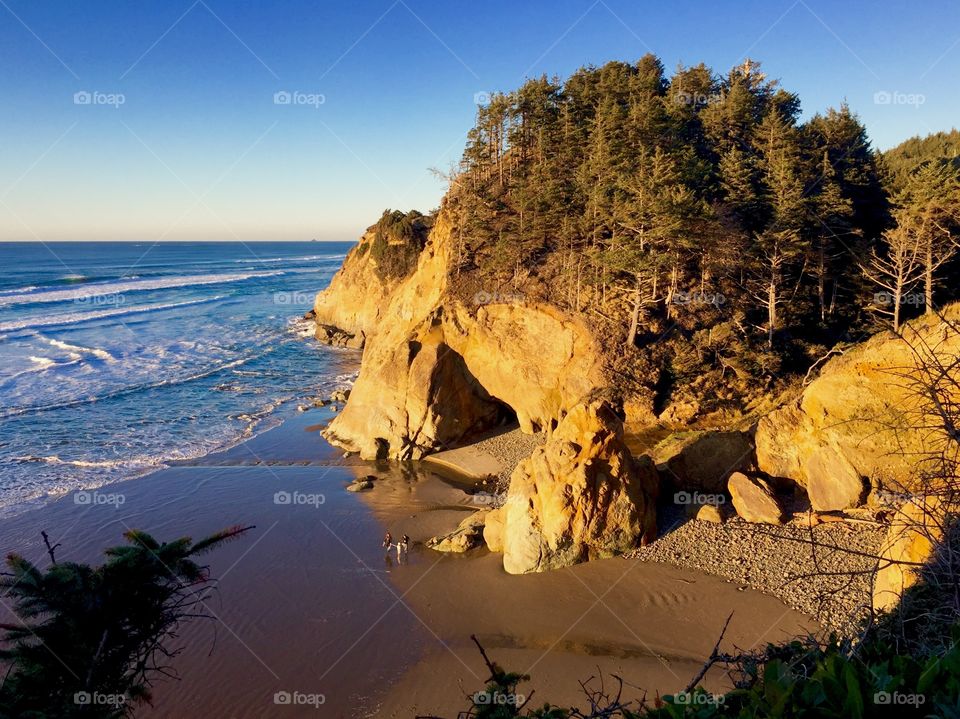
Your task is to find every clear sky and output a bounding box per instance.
[1,0,957,241]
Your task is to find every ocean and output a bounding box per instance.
[0,241,354,517]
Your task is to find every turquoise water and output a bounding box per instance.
[0,241,353,516]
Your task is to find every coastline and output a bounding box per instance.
[0,404,818,717]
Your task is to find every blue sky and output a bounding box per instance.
[0,0,957,241]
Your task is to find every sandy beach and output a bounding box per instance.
[0,407,819,718]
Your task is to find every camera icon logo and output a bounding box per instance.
[273,90,292,105]
[273,491,292,505]
[274,691,291,705]
[73,91,92,105]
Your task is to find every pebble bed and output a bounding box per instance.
[630,505,886,637]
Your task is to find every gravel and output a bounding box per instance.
[629,504,886,637]
[468,427,546,487]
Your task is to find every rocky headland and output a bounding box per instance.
[309,205,960,635]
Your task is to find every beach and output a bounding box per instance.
[0,405,817,718]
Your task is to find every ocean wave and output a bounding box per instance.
[28,355,56,370]
[0,296,227,332]
[43,337,115,362]
[1,353,261,418]
[12,455,150,469]
[0,271,283,307]
[234,255,332,264]
[0,285,38,296]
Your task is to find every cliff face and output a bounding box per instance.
[312,229,394,344]
[756,305,960,506]
[320,211,606,460]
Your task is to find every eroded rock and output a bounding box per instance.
[501,401,658,574]
[728,472,782,525]
[756,306,960,500]
[873,497,946,612]
[427,510,488,553]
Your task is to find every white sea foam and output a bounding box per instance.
[44,337,116,362]
[0,271,283,307]
[0,296,227,332]
[0,285,38,295]
[234,255,331,264]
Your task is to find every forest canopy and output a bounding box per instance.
[430,55,960,406]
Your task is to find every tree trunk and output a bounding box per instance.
[817,240,826,323]
[626,275,642,350]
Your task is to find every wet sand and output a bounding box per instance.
[0,408,816,717]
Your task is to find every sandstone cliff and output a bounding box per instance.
[312,228,394,347]
[755,305,960,509]
[320,211,606,460]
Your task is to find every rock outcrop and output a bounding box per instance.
[312,228,396,339]
[320,211,606,459]
[756,306,960,508]
[728,472,783,525]
[500,401,659,574]
[873,497,946,612]
[427,510,488,553]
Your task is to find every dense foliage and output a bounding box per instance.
[0,527,250,718]
[360,208,434,280]
[437,56,960,409]
[883,128,960,193]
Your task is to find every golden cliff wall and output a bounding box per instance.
[318,210,606,460]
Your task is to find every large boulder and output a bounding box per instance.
[756,306,960,504]
[501,401,659,574]
[728,472,783,525]
[873,497,946,613]
[653,430,754,493]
